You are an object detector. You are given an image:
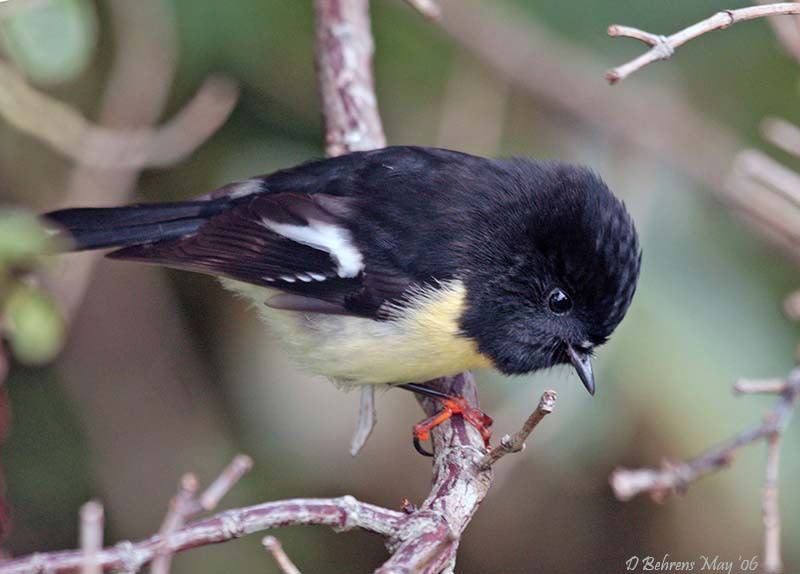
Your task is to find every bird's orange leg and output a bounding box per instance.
[399,384,493,456]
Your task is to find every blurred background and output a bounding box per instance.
[0,0,799,572]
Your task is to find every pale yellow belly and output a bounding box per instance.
[220,278,492,385]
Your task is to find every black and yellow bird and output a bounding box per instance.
[45,146,641,451]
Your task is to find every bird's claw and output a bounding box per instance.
[411,395,493,456]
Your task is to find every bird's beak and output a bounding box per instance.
[567,345,595,396]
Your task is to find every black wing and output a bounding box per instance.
[108,191,411,318]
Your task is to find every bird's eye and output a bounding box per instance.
[548,288,572,315]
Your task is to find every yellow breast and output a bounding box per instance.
[221,278,493,385]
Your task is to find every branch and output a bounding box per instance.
[0,59,237,170]
[763,116,800,158]
[314,0,386,157]
[479,389,556,469]
[378,373,493,574]
[402,0,441,21]
[0,454,404,574]
[734,377,789,395]
[609,371,799,500]
[151,474,198,574]
[611,370,798,573]
[262,537,303,574]
[79,502,103,574]
[763,432,783,574]
[756,0,800,63]
[197,454,254,512]
[784,289,800,321]
[315,3,514,569]
[733,149,800,209]
[0,496,404,574]
[606,3,800,84]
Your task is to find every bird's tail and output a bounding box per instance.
[43,199,232,251]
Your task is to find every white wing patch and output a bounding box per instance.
[261,218,364,278]
[227,179,263,199]
[264,272,330,283]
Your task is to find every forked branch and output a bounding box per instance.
[610,372,799,574]
[606,3,800,83]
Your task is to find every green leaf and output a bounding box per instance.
[0,209,58,267]
[0,0,98,85]
[4,285,64,365]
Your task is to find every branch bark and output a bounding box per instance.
[606,3,800,84]
[314,0,386,157]
[402,0,441,21]
[756,0,800,63]
[763,117,800,159]
[262,537,303,574]
[479,389,556,470]
[0,59,236,170]
[0,496,404,574]
[378,373,492,574]
[610,371,799,501]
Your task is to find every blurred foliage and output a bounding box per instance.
[0,0,98,85]
[0,0,798,573]
[4,284,63,366]
[0,210,55,266]
[0,210,64,365]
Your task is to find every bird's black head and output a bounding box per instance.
[459,159,641,395]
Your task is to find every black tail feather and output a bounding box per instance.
[43,199,232,251]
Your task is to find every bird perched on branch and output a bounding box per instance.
[44,146,641,454]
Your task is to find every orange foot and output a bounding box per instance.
[399,384,493,457]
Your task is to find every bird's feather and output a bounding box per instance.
[106,191,413,318]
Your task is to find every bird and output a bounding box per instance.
[44,146,641,454]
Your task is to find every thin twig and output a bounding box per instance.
[151,474,199,574]
[262,537,303,574]
[726,175,800,253]
[606,3,800,83]
[479,390,556,470]
[198,455,253,512]
[784,289,800,321]
[734,378,788,395]
[610,370,800,502]
[402,0,441,21]
[0,61,237,170]
[763,432,783,574]
[79,501,103,574]
[734,149,800,209]
[763,117,800,158]
[756,0,800,63]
